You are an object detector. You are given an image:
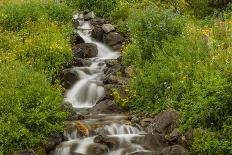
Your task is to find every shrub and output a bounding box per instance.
[0,62,67,154]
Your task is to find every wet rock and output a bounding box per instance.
[140,118,153,128]
[143,133,168,152]
[168,129,182,143]
[147,109,180,135]
[94,135,120,150]
[74,43,98,58]
[11,149,36,155]
[103,32,124,46]
[75,121,89,137]
[46,132,66,153]
[131,116,140,124]
[90,18,106,26]
[73,33,85,45]
[86,143,108,155]
[68,113,85,121]
[90,99,123,114]
[61,101,73,112]
[131,136,145,145]
[59,68,79,89]
[72,58,92,67]
[84,11,95,20]
[91,27,104,42]
[104,62,123,76]
[128,151,158,155]
[161,145,189,155]
[112,43,123,51]
[102,24,115,33]
[103,75,129,85]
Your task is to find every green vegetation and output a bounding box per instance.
[107,0,232,154]
[0,0,231,154]
[0,0,73,154]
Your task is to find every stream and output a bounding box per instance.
[55,13,149,155]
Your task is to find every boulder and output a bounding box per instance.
[75,121,89,137]
[10,149,36,155]
[73,33,85,45]
[90,18,106,26]
[102,24,115,33]
[90,99,123,114]
[140,118,153,128]
[112,43,123,51]
[73,43,98,58]
[84,11,95,20]
[168,128,182,143]
[59,68,79,89]
[103,75,129,85]
[45,132,66,153]
[147,109,180,135]
[86,143,108,155]
[91,27,104,42]
[72,58,92,67]
[161,145,189,155]
[94,135,120,150]
[128,151,158,155]
[143,133,168,152]
[103,32,124,46]
[104,62,123,76]
[104,84,127,100]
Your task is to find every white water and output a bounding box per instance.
[55,13,148,155]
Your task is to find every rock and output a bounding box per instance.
[147,109,180,135]
[125,66,134,77]
[104,84,127,100]
[68,113,85,121]
[90,18,106,26]
[143,133,168,152]
[86,143,108,155]
[73,33,85,45]
[75,121,89,137]
[140,118,153,128]
[131,116,140,124]
[73,43,98,58]
[91,27,104,42]
[84,11,95,20]
[60,101,73,112]
[94,135,120,150]
[103,75,129,85]
[103,32,124,46]
[161,145,189,155]
[128,151,158,155]
[72,58,92,67]
[11,149,36,155]
[46,132,66,153]
[112,43,123,51]
[168,129,182,143]
[102,24,115,33]
[104,62,123,76]
[90,99,123,114]
[131,135,145,145]
[59,68,79,89]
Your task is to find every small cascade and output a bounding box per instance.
[55,12,148,155]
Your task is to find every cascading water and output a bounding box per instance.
[55,13,148,155]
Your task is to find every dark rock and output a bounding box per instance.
[91,27,104,42]
[128,151,158,155]
[90,99,123,114]
[94,135,120,150]
[103,32,124,46]
[73,33,85,45]
[73,43,98,58]
[112,43,123,51]
[161,145,189,155]
[72,153,85,155]
[72,58,92,67]
[68,113,85,121]
[11,149,36,155]
[46,132,66,153]
[143,133,168,152]
[140,118,153,128]
[102,24,115,33]
[61,101,73,112]
[104,62,123,76]
[90,18,106,26]
[131,135,145,145]
[59,69,79,89]
[147,109,180,135]
[168,129,182,143]
[104,84,127,100]
[86,143,108,155]
[103,75,129,85]
[131,116,140,124]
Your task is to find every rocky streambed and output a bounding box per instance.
[11,11,191,155]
